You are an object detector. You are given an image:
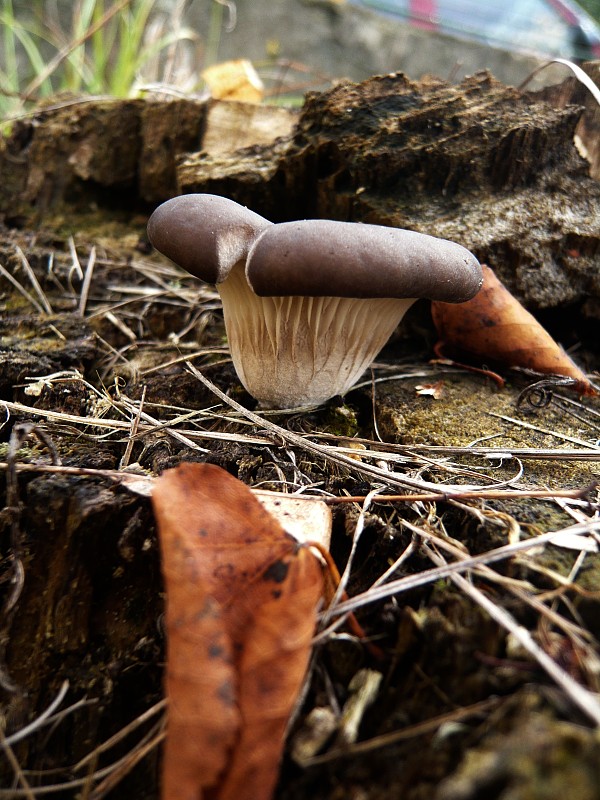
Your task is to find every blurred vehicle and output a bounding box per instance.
[352,0,600,60]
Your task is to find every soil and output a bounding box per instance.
[0,69,599,799]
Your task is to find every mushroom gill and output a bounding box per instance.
[219,262,415,407]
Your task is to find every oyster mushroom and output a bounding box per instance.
[147,195,482,409]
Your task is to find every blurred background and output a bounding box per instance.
[182,0,600,87]
[2,0,600,120]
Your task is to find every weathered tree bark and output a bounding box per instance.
[178,70,600,319]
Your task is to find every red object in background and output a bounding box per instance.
[409,0,436,28]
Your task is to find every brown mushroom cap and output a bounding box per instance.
[147,194,272,283]
[246,220,482,302]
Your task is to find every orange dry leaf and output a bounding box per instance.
[152,462,324,800]
[431,264,598,396]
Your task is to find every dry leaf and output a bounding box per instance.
[201,59,264,103]
[253,489,332,549]
[152,462,324,800]
[415,381,444,399]
[431,264,597,395]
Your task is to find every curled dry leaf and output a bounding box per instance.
[431,264,598,395]
[151,462,324,800]
[415,380,445,399]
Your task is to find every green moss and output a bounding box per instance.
[321,403,360,438]
[373,373,600,490]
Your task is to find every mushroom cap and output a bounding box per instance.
[147,194,272,283]
[246,220,482,302]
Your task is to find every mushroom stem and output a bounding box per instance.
[218,264,416,408]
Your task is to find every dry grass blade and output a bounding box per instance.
[301,697,501,765]
[117,395,210,453]
[0,399,271,447]
[313,432,600,462]
[3,95,115,125]
[322,489,382,626]
[119,385,146,468]
[87,726,165,799]
[323,485,597,504]
[139,348,229,376]
[422,543,600,726]
[0,702,166,799]
[185,364,496,495]
[102,310,138,342]
[14,246,53,315]
[0,728,35,799]
[519,57,600,105]
[0,262,46,314]
[3,681,69,747]
[554,395,600,432]
[331,518,600,617]
[77,245,96,317]
[73,699,166,772]
[397,514,600,651]
[67,236,84,282]
[489,412,600,449]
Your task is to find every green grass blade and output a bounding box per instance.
[2,0,19,93]
[110,0,155,96]
[0,11,54,97]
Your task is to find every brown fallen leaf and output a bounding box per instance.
[431,264,598,396]
[152,462,324,800]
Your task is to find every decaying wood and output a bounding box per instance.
[534,60,600,180]
[3,70,598,322]
[178,70,600,319]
